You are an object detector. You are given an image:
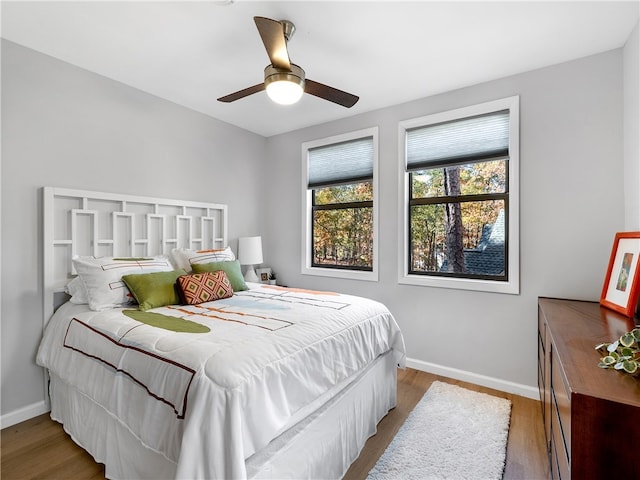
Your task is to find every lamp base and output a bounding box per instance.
[244,266,259,283]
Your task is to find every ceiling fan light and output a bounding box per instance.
[266,80,304,105]
[264,64,305,105]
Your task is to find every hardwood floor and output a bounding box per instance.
[1,368,548,479]
[1,412,105,479]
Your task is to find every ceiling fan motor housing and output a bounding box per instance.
[264,63,305,88]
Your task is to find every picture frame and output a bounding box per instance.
[255,267,272,284]
[600,232,640,317]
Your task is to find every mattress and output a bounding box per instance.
[37,283,406,479]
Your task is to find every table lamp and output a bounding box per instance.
[238,236,263,282]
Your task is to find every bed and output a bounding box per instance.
[37,187,406,479]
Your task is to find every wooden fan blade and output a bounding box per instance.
[254,16,291,71]
[304,79,359,108]
[217,83,265,103]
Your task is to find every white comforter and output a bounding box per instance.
[37,283,406,479]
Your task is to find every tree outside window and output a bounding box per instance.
[312,181,373,270]
[409,159,507,279]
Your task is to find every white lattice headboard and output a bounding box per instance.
[42,187,228,326]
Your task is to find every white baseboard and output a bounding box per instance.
[1,400,50,429]
[406,357,540,400]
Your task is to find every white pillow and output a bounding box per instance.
[72,256,173,311]
[170,246,235,272]
[64,276,89,304]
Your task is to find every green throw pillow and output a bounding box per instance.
[192,260,248,292]
[122,269,187,311]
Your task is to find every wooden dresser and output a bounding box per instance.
[538,297,640,479]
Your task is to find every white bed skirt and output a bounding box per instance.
[48,350,398,480]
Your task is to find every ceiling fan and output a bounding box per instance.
[217,16,359,108]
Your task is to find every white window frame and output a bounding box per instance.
[398,96,520,294]
[302,127,379,281]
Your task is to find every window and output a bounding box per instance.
[302,127,378,281]
[399,97,519,294]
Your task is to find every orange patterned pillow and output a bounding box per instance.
[177,271,233,305]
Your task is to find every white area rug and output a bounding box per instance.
[367,381,512,480]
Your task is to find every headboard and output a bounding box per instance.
[42,187,228,327]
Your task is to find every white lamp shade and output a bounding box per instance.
[238,236,263,265]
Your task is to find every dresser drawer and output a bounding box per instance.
[550,435,561,480]
[538,305,546,349]
[551,390,570,479]
[538,359,544,399]
[551,346,571,456]
[538,334,544,398]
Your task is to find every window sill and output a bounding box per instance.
[398,273,519,294]
[302,266,378,282]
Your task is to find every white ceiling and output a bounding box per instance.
[2,1,638,137]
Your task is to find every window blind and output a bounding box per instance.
[308,136,374,188]
[406,110,509,171]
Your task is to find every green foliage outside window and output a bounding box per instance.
[313,182,373,269]
[410,159,507,277]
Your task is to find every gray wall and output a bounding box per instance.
[1,40,267,420]
[264,49,626,394]
[624,21,640,230]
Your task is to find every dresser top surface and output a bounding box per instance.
[539,297,640,407]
